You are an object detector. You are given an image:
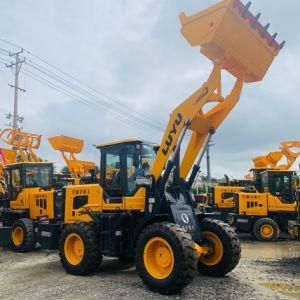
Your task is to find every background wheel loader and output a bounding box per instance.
[226,142,300,241]
[0,0,284,294]
[200,141,299,241]
[0,129,96,251]
[228,169,298,241]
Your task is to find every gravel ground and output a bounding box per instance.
[0,237,299,300]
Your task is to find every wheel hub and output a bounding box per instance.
[12,226,24,247]
[64,233,84,265]
[143,237,174,279]
[199,231,223,266]
[261,224,273,237]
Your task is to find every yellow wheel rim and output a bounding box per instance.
[260,224,274,238]
[64,233,84,265]
[143,237,174,279]
[200,231,223,266]
[12,226,24,247]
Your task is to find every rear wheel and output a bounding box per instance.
[135,222,197,295]
[59,222,102,275]
[11,218,35,252]
[253,218,279,241]
[198,218,240,276]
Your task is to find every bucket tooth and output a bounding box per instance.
[241,2,251,17]
[251,13,261,28]
[261,23,270,37]
[269,33,277,46]
[280,41,286,49]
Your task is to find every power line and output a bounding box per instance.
[21,68,162,137]
[25,60,163,132]
[0,38,165,132]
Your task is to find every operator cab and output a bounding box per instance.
[3,162,54,200]
[250,167,268,192]
[97,139,158,198]
[260,170,296,203]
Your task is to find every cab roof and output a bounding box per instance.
[96,139,159,148]
[261,169,295,174]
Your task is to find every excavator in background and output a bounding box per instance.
[0,0,283,294]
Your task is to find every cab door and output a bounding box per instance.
[101,147,124,208]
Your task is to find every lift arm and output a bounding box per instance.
[152,0,283,185]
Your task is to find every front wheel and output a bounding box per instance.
[59,222,102,275]
[135,222,197,295]
[198,218,241,276]
[11,218,35,252]
[253,218,279,241]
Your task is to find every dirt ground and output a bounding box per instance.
[0,236,299,300]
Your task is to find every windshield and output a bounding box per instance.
[25,166,52,187]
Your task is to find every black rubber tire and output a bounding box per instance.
[135,222,197,295]
[198,218,241,277]
[59,222,102,275]
[11,218,35,252]
[253,218,280,242]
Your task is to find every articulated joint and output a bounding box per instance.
[194,242,209,258]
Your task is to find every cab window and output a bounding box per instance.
[25,166,51,187]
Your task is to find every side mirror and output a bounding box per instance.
[136,176,152,187]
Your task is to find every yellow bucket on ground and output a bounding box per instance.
[48,135,84,154]
[180,0,284,82]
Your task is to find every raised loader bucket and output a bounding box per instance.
[0,128,42,149]
[252,155,270,168]
[266,151,283,167]
[180,0,284,82]
[48,135,95,181]
[48,135,84,154]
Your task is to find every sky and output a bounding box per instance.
[0,0,299,179]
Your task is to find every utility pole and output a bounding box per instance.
[6,49,26,130]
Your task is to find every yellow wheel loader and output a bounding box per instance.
[0,128,59,251]
[229,169,298,241]
[0,0,283,294]
[226,142,300,241]
[201,141,299,238]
